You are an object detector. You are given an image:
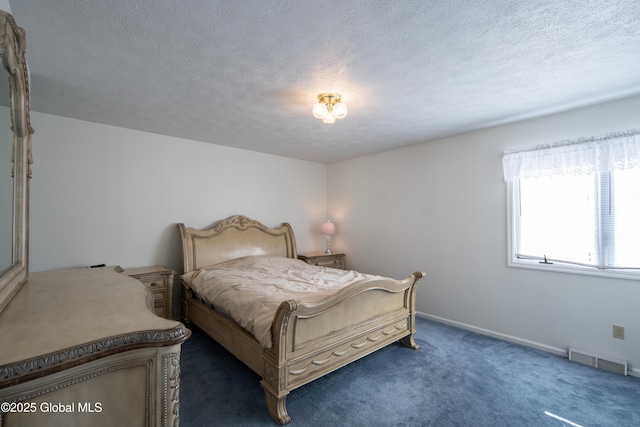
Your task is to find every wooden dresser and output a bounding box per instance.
[0,267,190,427]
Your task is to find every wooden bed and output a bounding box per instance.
[177,215,425,424]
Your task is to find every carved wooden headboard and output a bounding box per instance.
[177,215,298,274]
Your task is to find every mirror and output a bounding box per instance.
[0,11,33,313]
[0,95,11,274]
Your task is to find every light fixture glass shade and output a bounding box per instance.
[312,102,328,119]
[332,102,348,119]
[322,113,336,124]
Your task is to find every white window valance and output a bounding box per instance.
[502,129,640,181]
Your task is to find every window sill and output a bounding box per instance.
[508,258,640,281]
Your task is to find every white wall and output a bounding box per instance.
[29,112,328,311]
[328,94,640,374]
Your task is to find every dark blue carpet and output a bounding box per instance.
[180,317,640,426]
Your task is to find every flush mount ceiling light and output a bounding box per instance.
[312,93,348,124]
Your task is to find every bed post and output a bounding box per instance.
[399,333,419,350]
[262,376,290,426]
[181,285,192,325]
[260,300,296,425]
[399,271,424,350]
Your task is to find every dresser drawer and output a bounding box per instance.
[298,253,346,270]
[315,257,344,268]
[147,278,168,291]
[122,266,176,320]
[151,287,166,302]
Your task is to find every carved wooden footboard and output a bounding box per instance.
[262,272,424,424]
[178,216,425,425]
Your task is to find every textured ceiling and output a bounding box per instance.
[10,1,640,163]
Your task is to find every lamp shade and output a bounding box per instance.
[320,221,335,235]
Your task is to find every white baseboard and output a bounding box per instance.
[416,312,640,378]
[416,312,571,358]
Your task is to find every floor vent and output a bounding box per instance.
[568,348,628,376]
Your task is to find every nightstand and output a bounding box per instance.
[298,252,346,269]
[122,266,175,319]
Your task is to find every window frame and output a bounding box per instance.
[505,175,640,281]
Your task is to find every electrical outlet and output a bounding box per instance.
[613,325,625,340]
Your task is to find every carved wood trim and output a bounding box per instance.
[0,326,190,388]
[127,269,175,281]
[288,319,410,377]
[0,12,32,138]
[0,10,33,314]
[213,215,268,232]
[162,352,181,427]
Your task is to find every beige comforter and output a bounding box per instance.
[182,256,376,348]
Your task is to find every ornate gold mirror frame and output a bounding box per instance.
[0,11,32,313]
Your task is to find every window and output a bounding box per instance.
[503,129,640,279]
